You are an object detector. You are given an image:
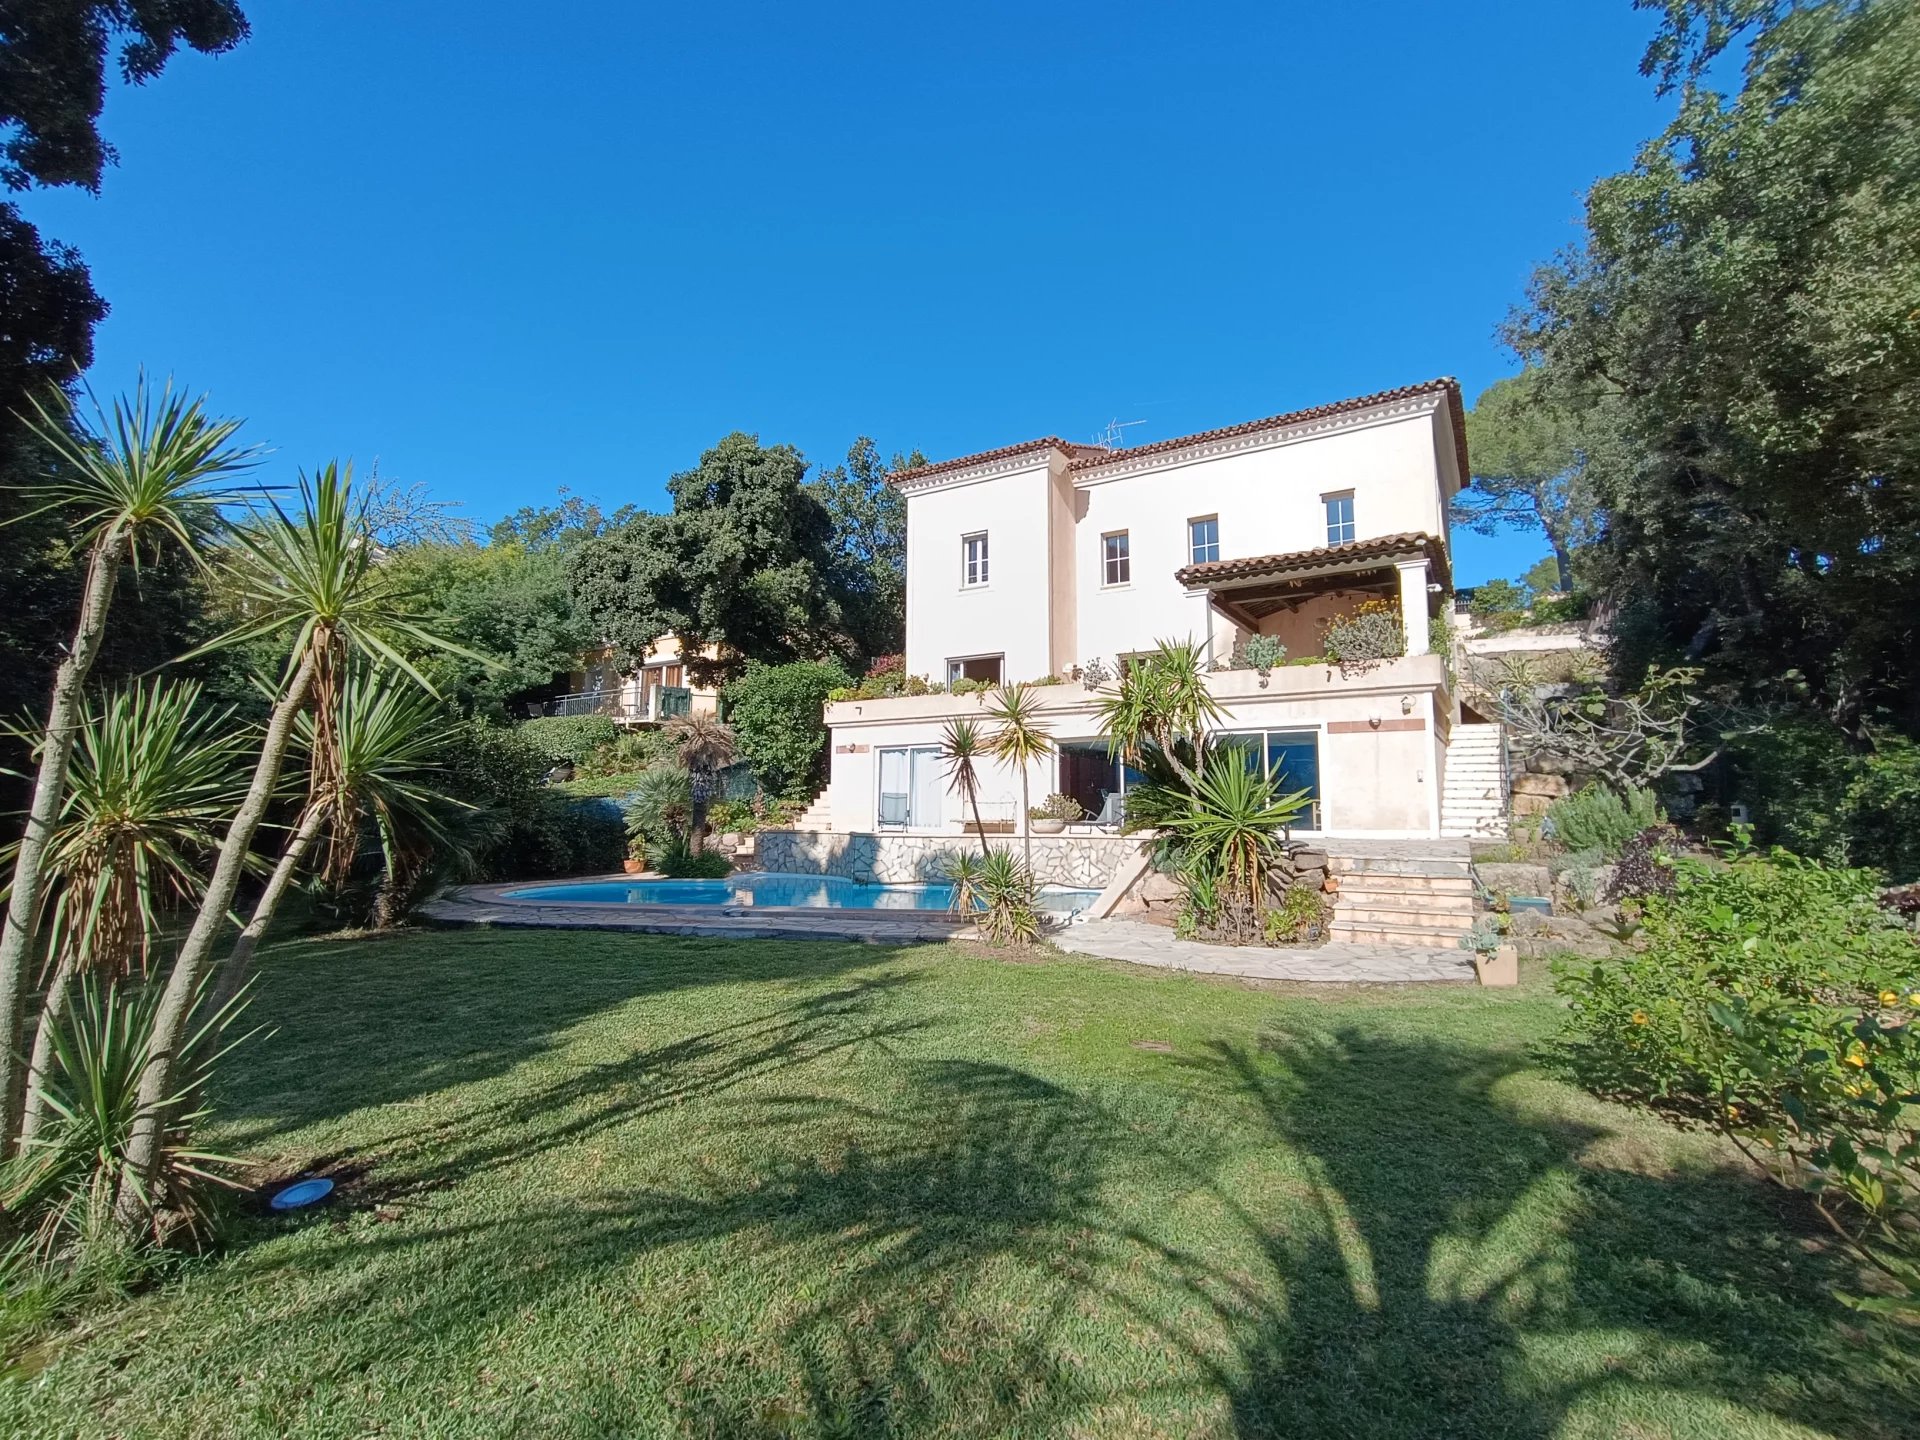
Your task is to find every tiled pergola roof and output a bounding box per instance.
[1175,532,1450,593]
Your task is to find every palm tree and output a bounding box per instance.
[663,712,737,856]
[1094,638,1224,791]
[209,664,468,1013]
[9,679,250,1145]
[118,463,478,1222]
[939,718,992,861]
[983,683,1054,872]
[0,379,252,1153]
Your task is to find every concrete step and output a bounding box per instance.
[1330,858,1474,879]
[1334,877,1476,899]
[1337,904,1475,928]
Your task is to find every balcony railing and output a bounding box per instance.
[532,685,694,722]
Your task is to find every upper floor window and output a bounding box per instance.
[962,531,989,587]
[1188,516,1219,565]
[947,654,1004,686]
[1324,493,1355,546]
[1102,531,1131,586]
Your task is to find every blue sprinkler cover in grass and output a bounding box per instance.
[269,1177,335,1211]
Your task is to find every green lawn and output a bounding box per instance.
[4,932,1915,1439]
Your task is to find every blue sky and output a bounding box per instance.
[22,1,1676,584]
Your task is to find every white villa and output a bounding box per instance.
[782,378,1506,866]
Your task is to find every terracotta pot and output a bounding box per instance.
[622,858,646,875]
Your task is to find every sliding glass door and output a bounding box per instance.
[878,746,945,828]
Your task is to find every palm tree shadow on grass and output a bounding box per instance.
[1173,1027,1919,1439]
[211,929,917,1136]
[202,1024,1919,1438]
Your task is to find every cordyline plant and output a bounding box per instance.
[209,663,470,1016]
[984,683,1054,872]
[939,718,992,860]
[1095,638,1224,791]
[5,679,251,1148]
[0,379,254,1155]
[116,463,482,1225]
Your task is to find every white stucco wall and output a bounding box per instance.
[898,406,1452,678]
[902,460,1058,685]
[819,655,1453,838]
[1073,412,1448,668]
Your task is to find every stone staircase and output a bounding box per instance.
[1441,723,1510,839]
[790,786,834,831]
[1326,839,1476,948]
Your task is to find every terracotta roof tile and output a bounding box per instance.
[1071,378,1467,477]
[1175,532,1451,591]
[886,437,1075,487]
[891,378,1469,492]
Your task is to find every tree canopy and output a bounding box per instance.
[1509,0,1920,738]
[1455,369,1604,594]
[569,432,914,686]
[809,437,922,663]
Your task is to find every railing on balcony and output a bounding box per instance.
[539,689,647,722]
[532,684,695,723]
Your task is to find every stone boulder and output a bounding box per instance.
[1474,862,1551,899]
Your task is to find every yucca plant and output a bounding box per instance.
[1094,638,1224,791]
[3,976,251,1260]
[939,718,992,860]
[1158,758,1310,943]
[942,850,985,916]
[210,664,470,1014]
[0,378,254,1153]
[6,679,251,1146]
[975,849,1043,946]
[984,683,1054,873]
[119,464,481,1223]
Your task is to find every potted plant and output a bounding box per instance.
[1029,793,1083,834]
[622,836,649,875]
[1459,915,1518,987]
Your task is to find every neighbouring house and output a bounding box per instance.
[539,635,723,724]
[768,378,1510,887]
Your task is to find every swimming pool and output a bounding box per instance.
[505,872,1102,916]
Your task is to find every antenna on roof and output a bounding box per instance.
[1091,417,1146,450]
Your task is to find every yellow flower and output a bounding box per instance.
[1908,992,1920,1006]
[1631,1011,1649,1025]
[1844,1052,1867,1069]
[1880,990,1899,1006]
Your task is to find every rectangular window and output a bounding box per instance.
[661,664,683,689]
[1188,515,1220,565]
[878,746,944,828]
[962,532,989,587]
[1324,494,1355,546]
[1102,531,1131,586]
[946,654,1004,687]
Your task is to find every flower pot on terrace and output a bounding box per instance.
[1030,819,1067,835]
[622,858,646,875]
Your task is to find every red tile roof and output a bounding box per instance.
[1174,532,1451,591]
[889,378,1469,490]
[1072,378,1466,478]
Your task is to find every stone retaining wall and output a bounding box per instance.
[757,830,1140,890]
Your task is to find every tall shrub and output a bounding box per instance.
[722,660,851,800]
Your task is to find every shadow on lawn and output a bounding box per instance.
[217,1020,1920,1438]
[214,928,909,1136]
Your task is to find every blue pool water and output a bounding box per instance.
[505,872,1101,916]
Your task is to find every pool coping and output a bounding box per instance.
[420,876,979,945]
